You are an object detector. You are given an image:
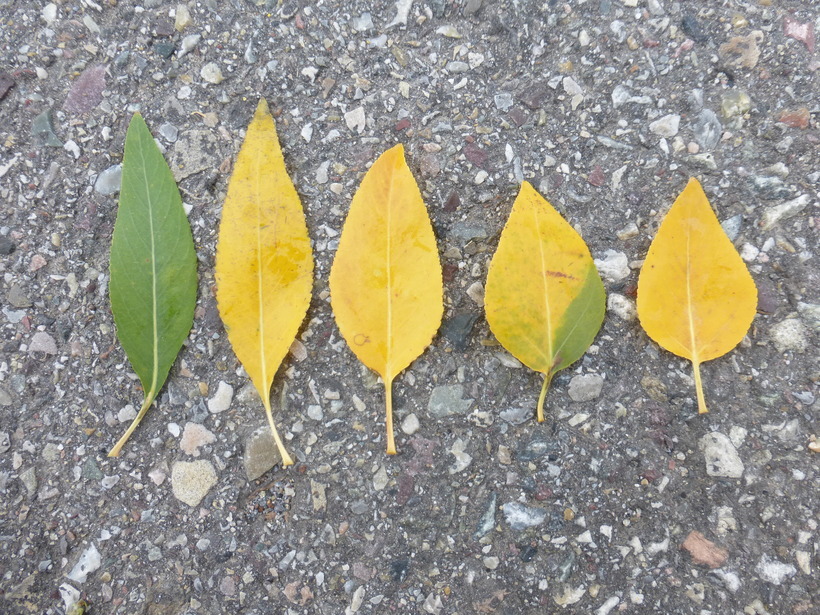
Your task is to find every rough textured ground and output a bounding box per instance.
[0,0,818,614]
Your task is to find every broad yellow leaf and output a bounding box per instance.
[637,178,757,414]
[329,144,443,455]
[215,99,313,467]
[485,181,606,422]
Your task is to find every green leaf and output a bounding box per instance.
[108,113,197,457]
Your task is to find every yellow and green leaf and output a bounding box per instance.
[485,181,605,421]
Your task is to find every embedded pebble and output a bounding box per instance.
[607,293,636,321]
[180,422,216,456]
[755,554,796,585]
[427,385,473,418]
[200,62,224,84]
[649,114,680,138]
[759,194,810,231]
[171,460,217,506]
[344,106,366,133]
[66,544,101,583]
[769,318,809,353]
[208,381,234,413]
[500,407,530,425]
[568,374,604,402]
[94,165,122,195]
[681,530,728,568]
[0,431,9,454]
[593,250,630,282]
[503,502,547,530]
[28,332,58,354]
[448,438,472,474]
[243,426,281,481]
[699,432,744,478]
[401,413,420,435]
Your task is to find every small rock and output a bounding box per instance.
[20,467,37,496]
[755,554,796,585]
[568,374,604,402]
[698,432,744,478]
[691,110,721,150]
[474,493,497,539]
[445,60,469,73]
[180,422,216,456]
[466,281,484,306]
[777,107,810,129]
[208,381,234,413]
[607,293,636,321]
[200,62,224,84]
[750,176,792,200]
[373,465,388,491]
[94,165,123,195]
[759,194,810,231]
[553,585,585,607]
[503,501,547,530]
[178,34,201,57]
[721,215,742,241]
[158,123,179,142]
[797,302,820,333]
[494,92,514,111]
[63,65,106,114]
[0,431,9,453]
[66,544,101,583]
[171,460,217,506]
[440,312,478,351]
[649,114,681,138]
[29,332,58,355]
[117,405,136,423]
[783,17,815,52]
[344,106,366,133]
[594,250,630,282]
[500,407,530,425]
[681,14,708,42]
[174,4,192,31]
[401,413,420,435]
[427,385,473,418]
[769,318,809,353]
[681,530,728,568]
[449,438,472,474]
[482,556,499,570]
[351,12,374,32]
[710,568,741,593]
[243,426,281,481]
[720,91,751,118]
[719,31,763,68]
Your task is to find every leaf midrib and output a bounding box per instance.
[255,144,269,391]
[384,162,397,378]
[139,133,160,398]
[534,207,554,366]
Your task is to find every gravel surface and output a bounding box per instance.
[1,1,818,614]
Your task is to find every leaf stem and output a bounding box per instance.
[536,372,553,423]
[385,378,396,455]
[263,395,294,467]
[692,360,708,414]
[108,391,155,457]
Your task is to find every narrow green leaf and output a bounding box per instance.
[108,113,197,457]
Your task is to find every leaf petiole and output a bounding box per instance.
[536,371,553,422]
[385,378,396,455]
[108,391,156,457]
[263,396,294,467]
[692,360,708,414]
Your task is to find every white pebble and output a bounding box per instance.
[401,413,420,435]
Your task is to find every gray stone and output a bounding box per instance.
[28,332,58,355]
[445,61,469,73]
[691,109,722,150]
[721,215,742,241]
[94,164,122,195]
[607,293,636,321]
[759,194,810,230]
[19,467,37,496]
[769,318,809,353]
[750,176,793,201]
[474,493,496,539]
[158,123,178,142]
[208,381,234,413]
[0,387,11,407]
[503,502,547,530]
[171,460,217,506]
[755,554,796,585]
[649,114,680,138]
[401,413,420,435]
[427,385,473,418]
[243,426,282,481]
[171,130,220,181]
[699,432,744,478]
[179,422,216,456]
[797,302,820,333]
[0,431,9,453]
[593,250,630,282]
[494,92,514,111]
[500,407,531,425]
[66,544,101,583]
[449,221,488,243]
[200,62,224,84]
[568,374,605,402]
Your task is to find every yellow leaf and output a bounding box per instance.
[637,178,757,414]
[215,99,314,467]
[329,144,443,455]
[485,181,606,422]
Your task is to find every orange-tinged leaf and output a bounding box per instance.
[329,144,443,455]
[637,177,757,414]
[485,181,606,422]
[215,99,313,467]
